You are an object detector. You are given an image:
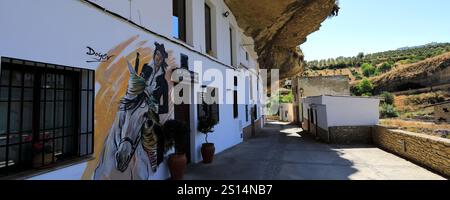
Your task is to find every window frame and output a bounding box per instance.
[172,0,187,42]
[197,87,219,123]
[204,3,213,56]
[229,26,235,67]
[233,76,238,119]
[0,57,94,177]
[245,105,249,122]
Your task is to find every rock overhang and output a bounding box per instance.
[224,0,339,80]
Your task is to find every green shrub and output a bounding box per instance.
[279,91,294,103]
[354,78,374,96]
[361,63,376,77]
[375,62,393,75]
[380,103,399,118]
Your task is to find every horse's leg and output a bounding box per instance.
[131,144,152,180]
[94,114,126,180]
[93,134,116,180]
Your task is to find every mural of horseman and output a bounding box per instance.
[94,42,171,180]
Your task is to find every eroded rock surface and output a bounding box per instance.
[225,0,338,79]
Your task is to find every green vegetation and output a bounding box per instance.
[279,91,294,103]
[351,78,374,96]
[306,42,450,71]
[380,103,399,118]
[379,92,399,118]
[376,62,393,74]
[380,92,395,105]
[361,63,376,77]
[350,67,362,80]
[265,90,294,116]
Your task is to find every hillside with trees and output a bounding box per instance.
[306,42,450,71]
[302,42,450,131]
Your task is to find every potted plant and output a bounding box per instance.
[198,116,218,164]
[32,141,54,168]
[163,120,189,180]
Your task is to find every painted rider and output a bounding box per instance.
[140,42,169,115]
[135,42,170,169]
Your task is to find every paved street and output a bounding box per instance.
[185,121,446,180]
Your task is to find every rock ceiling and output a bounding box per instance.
[224,0,339,80]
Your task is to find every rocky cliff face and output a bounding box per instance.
[371,53,450,93]
[225,0,338,80]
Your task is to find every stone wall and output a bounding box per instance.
[255,119,262,135]
[243,124,252,141]
[295,75,351,98]
[243,119,263,141]
[316,126,329,142]
[328,126,373,144]
[292,75,350,123]
[373,126,450,177]
[302,118,329,142]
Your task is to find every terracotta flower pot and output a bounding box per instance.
[168,153,187,180]
[201,143,215,164]
[32,153,53,168]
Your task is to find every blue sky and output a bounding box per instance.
[301,0,450,61]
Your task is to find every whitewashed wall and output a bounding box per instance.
[301,97,328,130]
[0,0,264,180]
[302,96,380,130]
[323,96,380,127]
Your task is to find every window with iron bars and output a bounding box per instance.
[0,57,94,177]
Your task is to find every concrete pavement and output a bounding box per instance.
[184,121,446,180]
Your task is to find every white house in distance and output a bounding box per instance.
[302,95,380,144]
[279,103,294,122]
[292,75,351,126]
[0,0,264,180]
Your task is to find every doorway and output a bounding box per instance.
[173,83,192,164]
[251,106,256,137]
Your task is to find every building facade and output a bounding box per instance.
[279,103,294,122]
[0,0,264,180]
[302,95,380,144]
[292,75,350,126]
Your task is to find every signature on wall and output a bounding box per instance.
[86,46,115,63]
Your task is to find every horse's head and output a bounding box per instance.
[115,60,149,172]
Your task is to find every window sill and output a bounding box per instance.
[1,155,95,180]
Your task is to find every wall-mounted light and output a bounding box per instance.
[223,11,230,18]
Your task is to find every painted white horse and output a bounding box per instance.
[94,61,160,180]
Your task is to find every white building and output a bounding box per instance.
[292,75,350,126]
[302,95,380,144]
[0,0,264,180]
[279,103,294,122]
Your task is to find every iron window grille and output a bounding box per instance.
[0,57,94,177]
[197,87,219,123]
